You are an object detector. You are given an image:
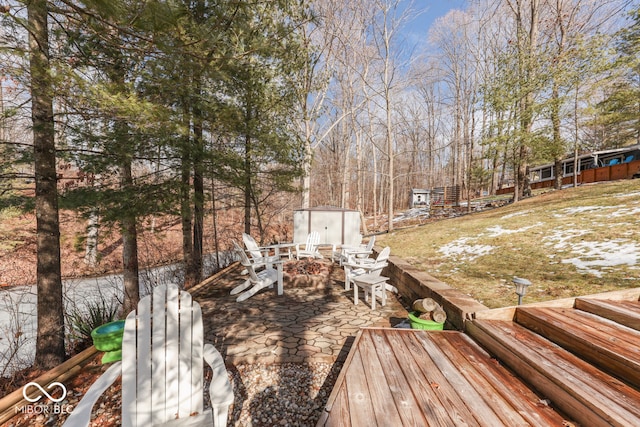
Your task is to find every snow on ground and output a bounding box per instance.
[392,208,430,223]
[485,223,542,237]
[553,206,614,217]
[438,237,495,262]
[608,206,640,217]
[438,204,640,276]
[543,229,592,250]
[614,191,640,198]
[500,210,532,220]
[560,240,640,278]
[439,223,542,260]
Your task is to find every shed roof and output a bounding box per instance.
[295,206,358,212]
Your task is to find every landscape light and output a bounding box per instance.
[513,277,532,305]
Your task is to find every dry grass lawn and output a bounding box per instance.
[378,179,640,308]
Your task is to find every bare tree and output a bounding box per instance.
[367,0,415,231]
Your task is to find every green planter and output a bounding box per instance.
[91,320,125,364]
[408,311,444,331]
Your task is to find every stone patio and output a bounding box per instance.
[190,259,410,365]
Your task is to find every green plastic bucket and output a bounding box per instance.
[91,319,125,364]
[408,311,444,331]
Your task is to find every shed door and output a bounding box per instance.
[310,211,340,245]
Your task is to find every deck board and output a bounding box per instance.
[575,298,640,331]
[429,333,561,426]
[344,350,378,425]
[367,332,430,426]
[470,319,640,427]
[516,306,640,387]
[317,328,568,426]
[382,331,458,426]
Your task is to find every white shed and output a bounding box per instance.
[293,207,361,246]
[410,189,431,209]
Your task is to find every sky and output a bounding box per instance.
[400,0,467,47]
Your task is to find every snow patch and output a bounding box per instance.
[543,229,592,250]
[438,238,495,261]
[500,210,532,220]
[553,206,614,217]
[485,222,542,237]
[561,240,640,277]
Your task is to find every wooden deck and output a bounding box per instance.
[316,328,568,426]
[318,294,640,427]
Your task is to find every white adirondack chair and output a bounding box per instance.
[331,234,362,264]
[334,236,376,266]
[342,246,391,291]
[63,284,233,427]
[241,233,279,274]
[295,231,323,259]
[242,233,279,263]
[231,241,281,302]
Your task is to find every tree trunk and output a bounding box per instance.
[120,161,139,315]
[84,210,99,267]
[301,141,312,209]
[188,96,204,288]
[244,131,252,235]
[30,0,65,369]
[211,175,221,271]
[180,108,194,285]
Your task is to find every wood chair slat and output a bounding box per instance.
[151,286,169,424]
[186,291,204,416]
[163,285,180,420]
[135,293,154,426]
[121,311,138,426]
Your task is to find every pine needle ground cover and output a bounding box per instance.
[379,180,640,308]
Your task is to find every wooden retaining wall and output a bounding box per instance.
[380,251,489,330]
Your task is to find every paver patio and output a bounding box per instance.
[190,260,410,365]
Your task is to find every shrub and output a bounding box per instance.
[67,298,121,352]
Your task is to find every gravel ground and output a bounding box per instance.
[3,361,343,427]
[227,362,342,426]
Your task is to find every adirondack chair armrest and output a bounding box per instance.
[342,261,361,269]
[61,361,122,427]
[343,260,372,269]
[203,344,234,424]
[347,249,373,258]
[241,254,279,267]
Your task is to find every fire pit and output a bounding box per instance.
[283,259,331,288]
